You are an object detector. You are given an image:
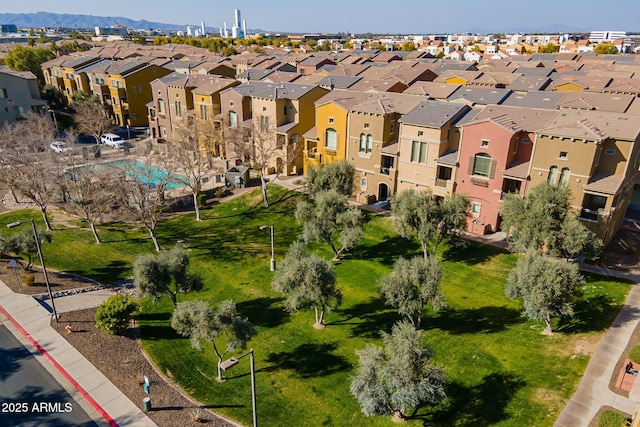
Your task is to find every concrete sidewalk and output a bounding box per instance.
[0,280,157,427]
[555,269,640,426]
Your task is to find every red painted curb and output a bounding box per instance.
[0,304,120,427]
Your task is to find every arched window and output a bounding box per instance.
[366,135,373,153]
[325,128,337,149]
[360,177,368,191]
[158,99,165,113]
[548,166,559,185]
[175,101,182,116]
[359,133,366,152]
[229,111,237,127]
[559,167,570,187]
[471,153,492,177]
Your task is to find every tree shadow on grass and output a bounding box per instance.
[333,297,399,338]
[236,297,290,328]
[354,236,421,266]
[556,294,628,333]
[426,306,524,335]
[75,260,130,284]
[418,372,526,426]
[264,342,351,378]
[136,312,180,340]
[441,240,507,265]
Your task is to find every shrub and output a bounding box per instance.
[598,409,627,427]
[22,273,35,287]
[197,193,207,207]
[214,186,227,198]
[95,293,139,335]
[629,345,640,364]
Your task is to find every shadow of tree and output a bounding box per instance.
[236,297,290,328]
[354,236,421,266]
[0,346,25,381]
[419,372,526,426]
[442,240,507,265]
[556,294,628,333]
[264,342,351,378]
[333,297,398,338]
[426,306,524,335]
[136,312,179,340]
[75,260,130,284]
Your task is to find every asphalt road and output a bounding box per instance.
[0,324,99,427]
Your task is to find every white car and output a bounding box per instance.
[100,133,125,149]
[49,141,72,153]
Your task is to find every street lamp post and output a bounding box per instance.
[220,349,257,427]
[258,224,275,271]
[7,219,58,322]
[48,109,58,132]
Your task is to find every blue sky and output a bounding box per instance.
[3,0,640,34]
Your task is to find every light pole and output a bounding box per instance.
[7,219,59,322]
[48,109,58,132]
[258,224,275,271]
[220,349,257,427]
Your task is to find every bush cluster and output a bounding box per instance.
[95,293,139,335]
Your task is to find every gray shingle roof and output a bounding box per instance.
[399,100,469,128]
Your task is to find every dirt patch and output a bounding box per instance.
[52,308,236,427]
[0,258,100,295]
[531,387,565,416]
[570,334,601,359]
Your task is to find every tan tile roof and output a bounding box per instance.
[583,174,625,195]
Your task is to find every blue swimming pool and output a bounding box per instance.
[74,159,188,190]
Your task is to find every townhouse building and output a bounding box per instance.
[396,100,471,198]
[303,90,372,173]
[456,105,558,234]
[148,72,237,144]
[529,109,640,245]
[220,81,328,175]
[347,93,426,202]
[0,67,46,125]
[107,61,171,127]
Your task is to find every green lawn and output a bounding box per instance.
[0,185,631,426]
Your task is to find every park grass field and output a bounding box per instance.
[0,184,631,426]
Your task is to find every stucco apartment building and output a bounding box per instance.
[220,81,328,175]
[0,67,46,125]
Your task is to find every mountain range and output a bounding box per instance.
[0,12,200,32]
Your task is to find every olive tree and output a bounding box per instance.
[505,252,584,334]
[171,299,256,381]
[350,320,447,420]
[271,241,341,328]
[133,245,202,308]
[380,256,446,329]
[392,189,469,259]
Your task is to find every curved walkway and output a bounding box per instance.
[555,266,640,426]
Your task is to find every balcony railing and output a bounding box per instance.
[580,208,601,221]
[380,167,390,175]
[435,178,449,188]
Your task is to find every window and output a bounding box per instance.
[390,122,395,134]
[113,97,118,105]
[360,177,368,191]
[410,140,427,163]
[367,135,373,153]
[559,167,570,187]
[230,101,234,107]
[471,202,481,217]
[325,128,337,149]
[359,133,367,152]
[364,123,370,130]
[328,117,334,124]
[260,115,270,132]
[229,110,237,127]
[481,139,490,148]
[471,153,493,177]
[418,130,424,137]
[132,113,138,121]
[175,101,182,116]
[0,88,7,98]
[200,104,208,120]
[547,166,559,185]
[559,151,568,159]
[605,149,617,156]
[522,137,531,144]
[262,106,267,112]
[13,106,25,117]
[158,99,165,113]
[132,86,137,94]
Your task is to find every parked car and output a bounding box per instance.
[49,141,72,153]
[100,133,125,149]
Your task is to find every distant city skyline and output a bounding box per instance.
[3,0,640,34]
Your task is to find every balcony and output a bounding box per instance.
[380,167,390,176]
[580,208,600,222]
[435,178,449,188]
